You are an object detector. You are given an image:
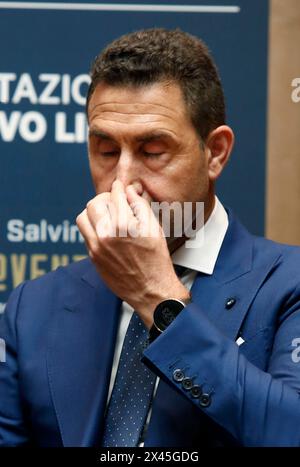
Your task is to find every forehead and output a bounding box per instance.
[87,81,190,131]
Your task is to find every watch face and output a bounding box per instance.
[161,306,175,326]
[154,299,185,331]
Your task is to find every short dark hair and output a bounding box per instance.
[86,28,225,141]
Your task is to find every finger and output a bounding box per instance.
[131,181,143,196]
[86,193,116,238]
[111,180,134,236]
[126,182,152,205]
[141,189,152,204]
[126,185,160,237]
[86,193,111,232]
[126,184,150,213]
[76,209,99,256]
[127,216,140,238]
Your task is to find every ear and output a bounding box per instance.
[205,125,234,181]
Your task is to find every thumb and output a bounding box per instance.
[126,182,152,204]
[126,184,149,212]
[126,184,151,206]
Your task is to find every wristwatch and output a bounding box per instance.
[148,297,191,343]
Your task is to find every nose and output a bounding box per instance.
[115,150,141,188]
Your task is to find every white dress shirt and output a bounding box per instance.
[105,197,229,442]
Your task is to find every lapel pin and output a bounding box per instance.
[225,298,236,309]
[236,336,245,346]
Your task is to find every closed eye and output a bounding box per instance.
[141,139,166,158]
[143,151,164,157]
[100,151,119,157]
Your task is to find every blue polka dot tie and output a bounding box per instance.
[101,312,156,447]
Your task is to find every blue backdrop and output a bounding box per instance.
[0,0,269,307]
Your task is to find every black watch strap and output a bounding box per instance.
[148,322,162,343]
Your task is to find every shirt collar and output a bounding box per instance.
[171,197,228,275]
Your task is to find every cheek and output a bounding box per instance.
[169,154,209,201]
[89,160,114,193]
[137,177,164,202]
[141,159,186,202]
[89,153,116,173]
[142,176,182,204]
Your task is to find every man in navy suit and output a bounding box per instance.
[1,28,300,447]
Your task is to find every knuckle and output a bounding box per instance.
[76,214,81,226]
[88,249,97,261]
[86,199,94,209]
[88,241,100,257]
[96,192,110,203]
[76,210,85,225]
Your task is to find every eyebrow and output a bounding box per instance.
[136,132,173,143]
[88,127,175,143]
[89,129,114,141]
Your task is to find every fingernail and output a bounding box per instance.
[141,191,152,203]
[131,181,143,195]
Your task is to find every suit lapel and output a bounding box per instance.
[46,261,121,447]
[189,209,281,341]
[145,211,282,446]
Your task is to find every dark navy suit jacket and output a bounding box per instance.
[1,210,300,447]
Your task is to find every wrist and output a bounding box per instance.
[137,282,191,329]
[149,295,191,343]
